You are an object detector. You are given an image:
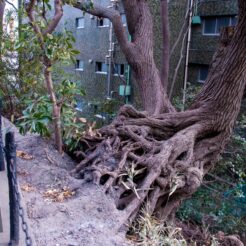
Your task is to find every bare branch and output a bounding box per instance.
[0,0,5,26]
[5,0,17,11]
[170,8,189,56]
[160,0,170,91]
[25,0,43,39]
[74,0,134,57]
[169,28,188,99]
[42,0,63,36]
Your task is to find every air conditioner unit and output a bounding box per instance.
[192,16,201,25]
[119,85,131,96]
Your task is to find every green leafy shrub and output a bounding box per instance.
[17,79,87,151]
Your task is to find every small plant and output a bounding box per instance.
[119,163,147,199]
[17,95,52,136]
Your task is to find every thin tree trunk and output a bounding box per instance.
[0,0,5,58]
[25,0,63,153]
[44,65,63,153]
[18,0,24,87]
[160,0,170,91]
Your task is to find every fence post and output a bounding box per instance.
[0,98,5,171]
[5,132,19,246]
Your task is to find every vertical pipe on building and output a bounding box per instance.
[107,1,117,99]
[107,21,113,99]
[182,0,194,110]
[125,34,132,104]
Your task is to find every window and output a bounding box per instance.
[198,66,209,83]
[113,64,125,76]
[76,60,84,70]
[121,14,127,26]
[96,62,108,74]
[97,18,110,27]
[203,16,237,35]
[76,17,85,28]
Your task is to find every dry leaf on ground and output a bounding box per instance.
[17,150,34,160]
[21,184,36,192]
[43,187,75,202]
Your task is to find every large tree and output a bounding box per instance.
[70,0,246,225]
[21,0,245,243]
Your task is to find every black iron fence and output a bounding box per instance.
[0,99,32,246]
[0,99,5,172]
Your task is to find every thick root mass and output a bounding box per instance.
[71,105,225,224]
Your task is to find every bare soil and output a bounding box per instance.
[2,118,132,246]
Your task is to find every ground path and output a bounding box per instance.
[1,118,131,246]
[0,161,26,246]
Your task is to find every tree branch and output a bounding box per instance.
[121,0,140,39]
[74,0,134,58]
[0,0,5,27]
[25,0,43,38]
[42,0,63,36]
[5,0,17,11]
[160,0,170,91]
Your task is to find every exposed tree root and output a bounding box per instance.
[71,105,226,226]
[178,221,244,246]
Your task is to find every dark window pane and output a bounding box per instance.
[76,17,84,28]
[121,14,127,25]
[204,18,216,34]
[96,62,102,71]
[96,62,107,73]
[97,18,104,26]
[113,64,119,74]
[102,63,108,73]
[198,66,209,82]
[216,17,230,33]
[120,64,125,75]
[113,64,125,75]
[76,60,83,69]
[231,16,238,26]
[97,18,109,27]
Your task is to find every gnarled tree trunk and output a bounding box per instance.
[71,0,246,233]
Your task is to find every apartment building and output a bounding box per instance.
[59,0,131,112]
[188,0,238,84]
[59,0,238,110]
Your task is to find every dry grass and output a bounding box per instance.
[128,207,188,246]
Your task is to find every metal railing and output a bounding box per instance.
[0,99,32,246]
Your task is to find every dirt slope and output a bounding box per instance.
[2,118,132,246]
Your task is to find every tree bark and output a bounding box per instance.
[160,0,170,91]
[44,64,63,153]
[70,4,246,244]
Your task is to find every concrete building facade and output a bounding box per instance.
[59,0,131,113]
[188,0,238,85]
[59,0,238,111]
